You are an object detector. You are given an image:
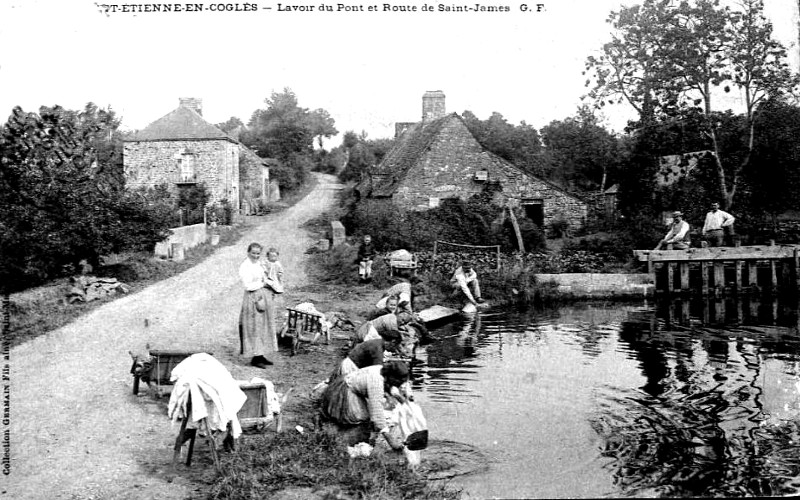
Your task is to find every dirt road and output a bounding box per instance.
[5,173,345,499]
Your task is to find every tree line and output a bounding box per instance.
[0,88,338,297]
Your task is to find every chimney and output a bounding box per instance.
[179,97,203,116]
[422,90,446,122]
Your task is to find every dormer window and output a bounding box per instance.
[474,170,488,182]
[177,150,196,184]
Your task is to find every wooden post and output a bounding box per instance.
[681,299,691,324]
[735,261,743,293]
[736,298,743,323]
[679,263,690,293]
[770,260,778,290]
[432,241,438,270]
[507,205,525,253]
[794,248,800,290]
[715,298,727,324]
[771,297,779,324]
[496,245,501,272]
[701,261,710,295]
[714,262,725,295]
[667,263,675,294]
[748,262,758,289]
[749,297,759,320]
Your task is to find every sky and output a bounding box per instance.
[1,0,798,145]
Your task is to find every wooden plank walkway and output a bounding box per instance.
[633,244,800,296]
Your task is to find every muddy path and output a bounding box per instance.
[4,173,365,499]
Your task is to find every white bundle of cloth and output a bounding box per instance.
[167,353,247,439]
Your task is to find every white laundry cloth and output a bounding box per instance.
[168,353,247,438]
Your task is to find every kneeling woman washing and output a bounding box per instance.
[321,360,410,450]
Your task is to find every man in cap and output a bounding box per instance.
[702,202,735,247]
[655,211,691,250]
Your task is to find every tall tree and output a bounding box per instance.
[585,0,796,209]
[215,116,244,135]
[307,108,338,149]
[540,107,624,192]
[242,88,338,190]
[744,99,800,232]
[0,104,172,293]
[461,111,543,175]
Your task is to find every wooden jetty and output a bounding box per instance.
[634,244,800,296]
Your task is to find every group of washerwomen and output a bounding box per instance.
[313,235,487,452]
[238,236,486,455]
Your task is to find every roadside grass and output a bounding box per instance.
[209,429,462,500]
[6,223,248,348]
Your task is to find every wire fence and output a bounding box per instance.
[432,241,501,272]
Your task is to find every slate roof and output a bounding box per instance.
[359,112,584,202]
[126,105,235,142]
[366,114,453,197]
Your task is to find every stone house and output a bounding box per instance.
[355,91,587,234]
[123,98,274,213]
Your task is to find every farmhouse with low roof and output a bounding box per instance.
[355,91,587,233]
[123,98,274,212]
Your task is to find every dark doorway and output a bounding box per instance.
[522,200,544,228]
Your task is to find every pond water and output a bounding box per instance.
[412,297,800,498]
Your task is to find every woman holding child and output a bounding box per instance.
[238,242,279,368]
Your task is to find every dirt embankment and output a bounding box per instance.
[4,173,379,499]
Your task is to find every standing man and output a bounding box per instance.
[655,211,691,250]
[702,202,735,247]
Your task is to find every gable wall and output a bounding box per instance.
[390,118,587,231]
[239,147,271,210]
[123,139,240,208]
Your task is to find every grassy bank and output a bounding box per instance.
[210,430,462,500]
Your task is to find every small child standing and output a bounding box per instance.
[263,247,285,294]
[357,235,377,284]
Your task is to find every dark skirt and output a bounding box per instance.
[320,375,370,426]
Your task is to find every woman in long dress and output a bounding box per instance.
[238,242,278,368]
[321,359,409,449]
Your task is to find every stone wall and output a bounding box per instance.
[391,118,587,232]
[239,146,272,212]
[536,273,654,298]
[154,223,208,259]
[124,139,240,208]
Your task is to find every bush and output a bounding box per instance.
[342,196,524,252]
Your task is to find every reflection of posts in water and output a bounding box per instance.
[659,296,782,326]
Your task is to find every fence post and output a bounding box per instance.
[496,245,501,272]
[432,241,438,271]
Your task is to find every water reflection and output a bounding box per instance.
[598,296,800,497]
[415,298,800,498]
